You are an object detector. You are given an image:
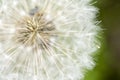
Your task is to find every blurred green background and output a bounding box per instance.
[84,0,120,80]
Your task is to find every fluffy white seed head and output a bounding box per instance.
[0,0,100,80]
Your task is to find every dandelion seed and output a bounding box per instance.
[0,0,100,80]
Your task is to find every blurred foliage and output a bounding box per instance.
[84,0,120,80]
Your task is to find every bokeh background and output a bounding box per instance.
[84,0,120,80]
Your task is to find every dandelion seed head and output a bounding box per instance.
[0,0,100,80]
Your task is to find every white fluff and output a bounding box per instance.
[0,0,100,80]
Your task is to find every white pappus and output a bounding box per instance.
[0,0,100,80]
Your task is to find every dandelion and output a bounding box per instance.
[0,0,100,80]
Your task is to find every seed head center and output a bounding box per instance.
[14,12,55,48]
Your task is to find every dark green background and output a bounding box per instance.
[84,0,120,80]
